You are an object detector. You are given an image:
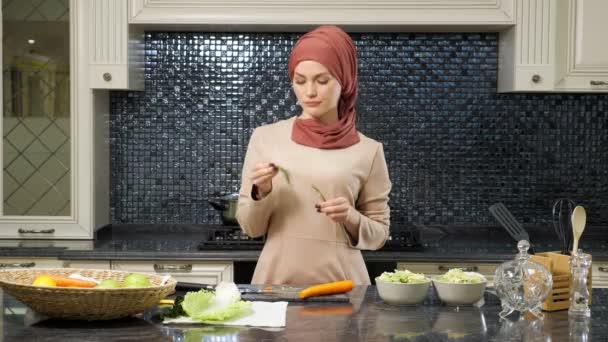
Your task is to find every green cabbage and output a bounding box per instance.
[181,282,252,322]
[435,268,486,284]
[377,269,429,284]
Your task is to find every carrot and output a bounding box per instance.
[44,275,97,288]
[298,280,354,299]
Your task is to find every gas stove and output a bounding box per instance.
[197,226,422,251]
[197,226,265,250]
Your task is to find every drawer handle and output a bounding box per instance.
[0,262,36,268]
[18,228,55,234]
[438,266,479,272]
[154,264,192,273]
[103,72,112,82]
[598,266,608,273]
[590,80,608,86]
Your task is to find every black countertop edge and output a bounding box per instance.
[13,249,602,263]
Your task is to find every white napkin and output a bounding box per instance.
[163,301,288,328]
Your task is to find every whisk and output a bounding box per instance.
[552,198,575,255]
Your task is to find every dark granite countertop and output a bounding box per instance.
[2,286,605,341]
[2,224,608,263]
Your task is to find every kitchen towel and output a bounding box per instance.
[163,301,288,328]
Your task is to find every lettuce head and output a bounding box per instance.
[181,282,252,322]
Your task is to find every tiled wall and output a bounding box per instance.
[110,32,608,229]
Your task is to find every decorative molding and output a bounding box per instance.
[90,0,127,65]
[516,0,552,65]
[129,0,515,26]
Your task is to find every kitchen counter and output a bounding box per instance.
[2,286,606,341]
[2,224,608,262]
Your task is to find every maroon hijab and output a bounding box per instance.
[288,25,360,149]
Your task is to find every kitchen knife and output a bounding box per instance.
[175,281,215,292]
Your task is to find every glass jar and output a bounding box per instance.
[569,250,592,318]
[494,240,553,319]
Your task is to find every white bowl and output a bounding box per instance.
[432,279,486,305]
[375,277,431,305]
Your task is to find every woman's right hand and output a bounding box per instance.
[250,162,278,198]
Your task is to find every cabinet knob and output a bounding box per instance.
[531,74,541,83]
[590,80,608,86]
[18,228,55,234]
[103,72,112,82]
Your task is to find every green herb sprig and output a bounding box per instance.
[311,184,327,202]
[275,165,291,185]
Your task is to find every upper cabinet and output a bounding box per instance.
[499,0,608,92]
[86,0,516,91]
[127,0,515,27]
[87,0,144,90]
[0,0,106,239]
[554,0,608,91]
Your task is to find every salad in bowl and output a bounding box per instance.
[432,269,487,305]
[376,270,431,305]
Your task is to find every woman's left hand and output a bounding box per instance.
[316,197,357,226]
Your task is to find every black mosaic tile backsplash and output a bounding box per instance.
[110,32,608,229]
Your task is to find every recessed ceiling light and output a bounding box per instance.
[27,39,36,44]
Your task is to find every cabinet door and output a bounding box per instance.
[397,262,499,283]
[64,260,111,269]
[111,261,233,285]
[0,257,63,269]
[0,0,97,238]
[556,0,608,90]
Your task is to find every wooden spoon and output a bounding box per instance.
[571,205,587,254]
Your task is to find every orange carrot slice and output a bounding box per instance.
[44,275,97,288]
[298,280,354,299]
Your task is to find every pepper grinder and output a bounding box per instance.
[569,250,592,318]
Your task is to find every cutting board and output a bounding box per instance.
[239,285,350,303]
[241,291,349,302]
[174,283,350,303]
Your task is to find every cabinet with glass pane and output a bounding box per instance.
[0,0,105,238]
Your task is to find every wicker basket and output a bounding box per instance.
[0,268,176,320]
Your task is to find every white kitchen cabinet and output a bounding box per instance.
[499,0,608,92]
[0,0,107,239]
[87,0,144,90]
[63,260,111,269]
[111,260,233,284]
[591,262,608,289]
[128,0,514,28]
[0,257,63,269]
[397,261,500,284]
[554,0,608,91]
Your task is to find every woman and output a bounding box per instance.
[236,25,391,285]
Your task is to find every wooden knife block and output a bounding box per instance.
[531,252,592,312]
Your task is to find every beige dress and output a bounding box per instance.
[236,116,391,285]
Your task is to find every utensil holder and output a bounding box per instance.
[531,252,592,312]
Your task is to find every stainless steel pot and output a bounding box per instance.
[208,193,239,225]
